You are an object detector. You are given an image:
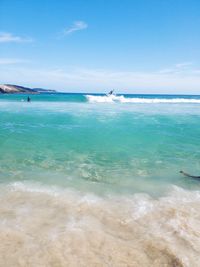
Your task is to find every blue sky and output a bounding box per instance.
[0,0,200,93]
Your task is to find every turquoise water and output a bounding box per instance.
[1,93,200,195]
[1,93,200,266]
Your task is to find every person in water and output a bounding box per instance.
[180,170,200,179]
[108,90,114,95]
[27,96,31,102]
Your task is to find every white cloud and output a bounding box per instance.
[63,21,88,35]
[0,32,33,43]
[175,62,192,68]
[0,58,28,65]
[159,62,193,74]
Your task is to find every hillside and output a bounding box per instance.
[0,84,56,94]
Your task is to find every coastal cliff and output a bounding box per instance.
[0,84,56,94]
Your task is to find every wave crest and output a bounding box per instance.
[85,94,200,104]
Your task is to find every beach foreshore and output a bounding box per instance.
[0,182,199,267]
[1,94,200,266]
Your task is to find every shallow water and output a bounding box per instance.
[0,183,200,267]
[0,93,200,266]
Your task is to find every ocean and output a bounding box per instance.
[0,93,200,266]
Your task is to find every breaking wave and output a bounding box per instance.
[85,94,200,104]
[0,181,200,266]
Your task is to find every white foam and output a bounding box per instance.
[0,182,200,266]
[85,94,200,104]
[85,94,119,103]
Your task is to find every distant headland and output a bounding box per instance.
[0,84,57,94]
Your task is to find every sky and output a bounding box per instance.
[0,0,200,94]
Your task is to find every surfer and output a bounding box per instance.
[180,170,200,179]
[27,96,31,102]
[108,90,114,96]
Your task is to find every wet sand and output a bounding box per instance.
[0,182,199,267]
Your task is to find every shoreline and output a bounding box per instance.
[0,181,199,266]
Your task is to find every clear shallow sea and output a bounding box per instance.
[0,93,200,266]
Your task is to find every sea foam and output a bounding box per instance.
[85,94,200,103]
[0,182,200,267]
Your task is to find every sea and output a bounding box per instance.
[0,93,200,266]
